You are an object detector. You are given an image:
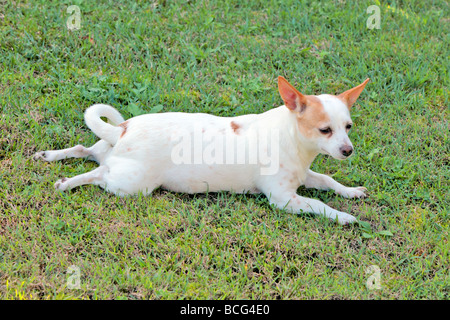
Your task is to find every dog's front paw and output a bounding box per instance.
[336,212,357,225]
[33,151,48,161]
[54,178,69,191]
[34,150,60,162]
[338,186,367,199]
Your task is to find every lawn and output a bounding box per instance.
[0,0,448,299]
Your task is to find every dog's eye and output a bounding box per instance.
[346,124,352,130]
[319,127,332,134]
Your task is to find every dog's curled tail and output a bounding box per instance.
[84,104,125,145]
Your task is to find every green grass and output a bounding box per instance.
[0,0,449,299]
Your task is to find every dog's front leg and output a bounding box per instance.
[304,169,367,199]
[263,187,357,225]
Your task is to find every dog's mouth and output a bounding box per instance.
[321,148,349,160]
[320,148,331,156]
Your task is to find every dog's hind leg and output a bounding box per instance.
[34,140,112,164]
[54,165,108,192]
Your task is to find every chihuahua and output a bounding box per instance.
[35,76,369,225]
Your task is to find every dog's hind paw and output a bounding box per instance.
[338,186,367,199]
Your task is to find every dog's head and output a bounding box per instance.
[278,76,369,160]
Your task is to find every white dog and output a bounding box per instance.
[35,76,369,225]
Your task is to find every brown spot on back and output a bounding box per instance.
[230,121,240,134]
[296,96,330,138]
[119,120,129,138]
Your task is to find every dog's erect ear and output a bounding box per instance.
[338,78,370,109]
[278,76,308,112]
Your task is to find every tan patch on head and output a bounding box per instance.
[230,121,240,134]
[119,120,129,138]
[296,95,330,138]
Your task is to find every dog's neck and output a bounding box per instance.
[291,128,319,174]
[260,106,319,172]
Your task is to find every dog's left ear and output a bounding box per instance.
[278,76,308,113]
[338,78,370,109]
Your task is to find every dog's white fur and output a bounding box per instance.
[35,77,369,225]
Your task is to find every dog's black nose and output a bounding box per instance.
[340,146,353,157]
